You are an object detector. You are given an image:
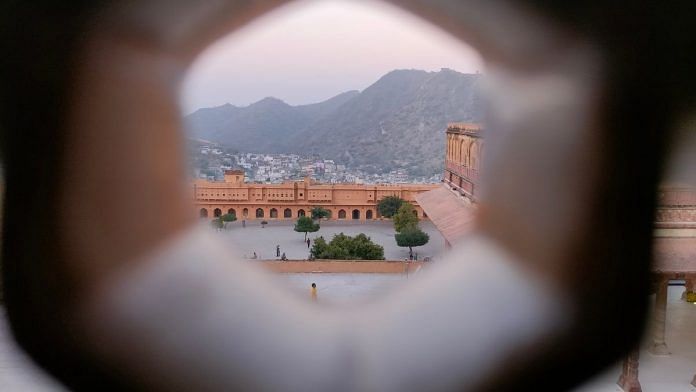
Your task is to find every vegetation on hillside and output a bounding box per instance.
[186,69,483,176]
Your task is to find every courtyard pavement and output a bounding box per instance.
[212,219,447,261]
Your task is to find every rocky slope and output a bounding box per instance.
[185,68,483,175]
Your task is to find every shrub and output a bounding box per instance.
[220,213,236,229]
[221,213,237,222]
[311,232,384,260]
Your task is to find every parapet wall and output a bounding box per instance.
[261,260,425,273]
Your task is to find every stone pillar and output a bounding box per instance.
[649,278,670,356]
[617,349,642,392]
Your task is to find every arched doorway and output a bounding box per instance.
[352,209,360,220]
[227,208,236,216]
[270,208,278,218]
[242,208,249,218]
[199,208,208,218]
[366,210,373,220]
[213,208,222,218]
[338,209,346,219]
[297,209,305,217]
[284,208,292,218]
[256,208,264,218]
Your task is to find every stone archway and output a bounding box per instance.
[297,209,305,218]
[242,208,249,218]
[338,209,346,219]
[270,208,278,218]
[352,209,360,220]
[469,141,480,169]
[227,208,236,216]
[284,208,292,218]
[366,210,373,220]
[213,208,222,218]
[199,208,208,218]
[256,208,264,218]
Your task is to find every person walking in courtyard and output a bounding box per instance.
[276,245,280,258]
[310,283,317,301]
[242,219,246,228]
[306,238,311,248]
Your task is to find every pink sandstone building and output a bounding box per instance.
[418,122,696,390]
[193,171,437,221]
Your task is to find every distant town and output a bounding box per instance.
[188,140,442,185]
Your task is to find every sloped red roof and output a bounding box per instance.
[419,185,696,274]
[416,185,476,246]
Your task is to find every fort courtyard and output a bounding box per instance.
[213,219,446,261]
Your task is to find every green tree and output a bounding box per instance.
[395,226,430,254]
[294,216,319,240]
[220,213,236,229]
[210,218,223,230]
[377,196,404,218]
[393,203,419,233]
[311,232,384,260]
[311,206,331,221]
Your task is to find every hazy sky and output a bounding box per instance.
[180,0,484,114]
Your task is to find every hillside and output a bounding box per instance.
[185,69,483,175]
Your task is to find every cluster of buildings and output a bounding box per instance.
[192,146,440,185]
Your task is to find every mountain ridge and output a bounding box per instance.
[185,68,483,175]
